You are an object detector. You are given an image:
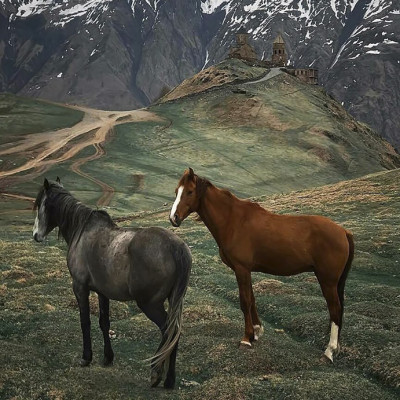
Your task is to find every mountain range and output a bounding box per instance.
[0,0,399,146]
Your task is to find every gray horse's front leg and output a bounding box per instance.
[73,281,92,366]
[98,293,114,366]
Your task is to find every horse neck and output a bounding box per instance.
[197,186,234,246]
[53,194,93,246]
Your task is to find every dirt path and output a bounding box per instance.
[0,193,35,202]
[244,67,283,84]
[70,139,114,207]
[0,106,162,206]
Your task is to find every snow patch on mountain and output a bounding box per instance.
[15,0,53,18]
[11,0,113,26]
[244,0,292,13]
[130,0,161,15]
[365,0,392,19]
[201,0,228,14]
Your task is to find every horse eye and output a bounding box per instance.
[187,191,193,196]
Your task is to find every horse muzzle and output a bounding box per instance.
[169,214,181,227]
[33,232,44,242]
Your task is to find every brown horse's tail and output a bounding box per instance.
[147,243,192,370]
[337,231,354,334]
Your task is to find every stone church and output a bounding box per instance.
[228,28,318,84]
[228,26,258,61]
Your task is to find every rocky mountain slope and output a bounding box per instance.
[0,0,399,146]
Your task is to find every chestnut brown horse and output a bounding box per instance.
[170,168,354,362]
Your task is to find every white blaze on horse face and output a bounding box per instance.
[170,186,184,220]
[33,193,47,241]
[324,322,339,362]
[33,210,39,238]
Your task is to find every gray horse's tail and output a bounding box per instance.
[149,242,191,370]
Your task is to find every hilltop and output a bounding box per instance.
[160,59,267,102]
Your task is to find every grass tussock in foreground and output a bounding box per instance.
[0,170,400,399]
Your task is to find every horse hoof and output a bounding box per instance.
[239,340,252,349]
[80,358,91,367]
[253,325,264,341]
[103,350,114,366]
[164,379,175,390]
[323,349,334,363]
[103,357,114,367]
[151,371,162,388]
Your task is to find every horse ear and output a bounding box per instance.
[188,167,194,180]
[44,178,50,191]
[56,176,61,184]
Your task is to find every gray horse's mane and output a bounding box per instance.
[34,183,116,244]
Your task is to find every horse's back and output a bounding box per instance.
[128,227,190,304]
[71,227,137,300]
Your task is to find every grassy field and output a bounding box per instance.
[0,169,399,399]
[0,93,84,146]
[0,63,399,399]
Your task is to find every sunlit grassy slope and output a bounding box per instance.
[0,169,399,399]
[31,67,399,215]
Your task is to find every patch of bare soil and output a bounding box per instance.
[0,106,163,206]
[213,95,290,131]
[308,147,333,162]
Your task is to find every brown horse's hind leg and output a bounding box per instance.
[319,283,342,362]
[250,283,263,341]
[234,266,255,347]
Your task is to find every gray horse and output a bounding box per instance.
[33,178,191,389]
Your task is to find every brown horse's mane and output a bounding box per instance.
[194,174,261,208]
[195,175,213,199]
[180,171,263,211]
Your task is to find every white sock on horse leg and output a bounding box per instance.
[324,322,339,361]
[253,324,264,341]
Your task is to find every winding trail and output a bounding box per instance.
[0,105,163,206]
[70,140,114,207]
[244,67,283,85]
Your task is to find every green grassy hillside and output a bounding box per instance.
[6,61,397,214]
[0,93,84,177]
[0,93,84,145]
[0,169,399,399]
